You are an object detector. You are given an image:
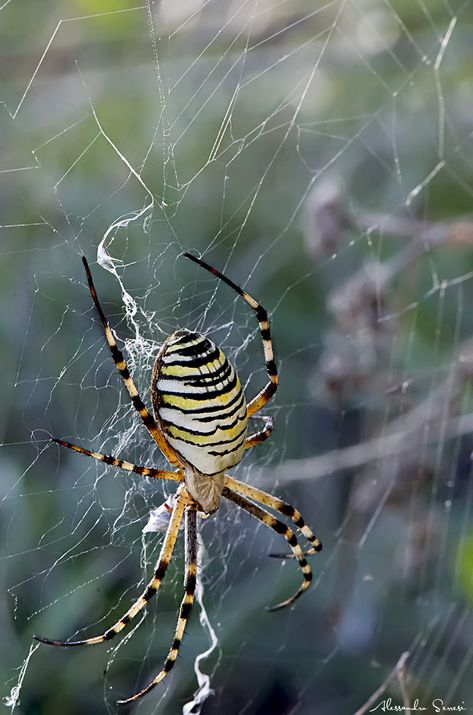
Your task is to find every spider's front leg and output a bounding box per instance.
[183,252,278,416]
[81,256,179,466]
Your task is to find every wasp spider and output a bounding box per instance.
[34,253,322,705]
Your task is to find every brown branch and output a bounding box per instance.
[398,657,411,712]
[304,178,473,259]
[257,411,473,486]
[357,211,473,248]
[353,651,410,715]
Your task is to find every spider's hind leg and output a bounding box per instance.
[223,486,312,611]
[224,475,322,555]
[34,487,188,648]
[116,506,198,705]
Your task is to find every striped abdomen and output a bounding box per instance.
[151,330,248,478]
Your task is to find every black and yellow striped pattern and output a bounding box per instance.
[183,253,278,419]
[35,255,323,707]
[117,507,198,705]
[152,330,248,476]
[34,490,188,649]
[223,488,313,611]
[244,415,273,449]
[51,438,183,482]
[225,475,322,555]
[81,257,179,467]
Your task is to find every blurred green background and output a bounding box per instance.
[2,1,473,713]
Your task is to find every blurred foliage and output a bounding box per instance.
[457,534,473,605]
[2,1,473,714]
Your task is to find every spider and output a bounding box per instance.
[34,253,322,705]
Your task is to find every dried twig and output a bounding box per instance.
[258,411,473,486]
[353,651,410,715]
[357,211,473,248]
[304,177,473,258]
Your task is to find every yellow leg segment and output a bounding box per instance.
[183,253,278,417]
[244,415,273,449]
[82,257,179,466]
[223,486,312,611]
[34,488,189,648]
[52,438,183,481]
[225,475,322,555]
[117,507,198,705]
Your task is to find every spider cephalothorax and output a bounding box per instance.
[34,253,322,705]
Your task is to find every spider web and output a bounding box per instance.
[1,1,473,713]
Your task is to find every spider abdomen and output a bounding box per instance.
[152,330,248,482]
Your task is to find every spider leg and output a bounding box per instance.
[244,415,273,449]
[223,486,311,611]
[183,252,278,417]
[225,475,322,555]
[51,438,183,481]
[82,257,179,466]
[117,506,198,705]
[34,488,188,648]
